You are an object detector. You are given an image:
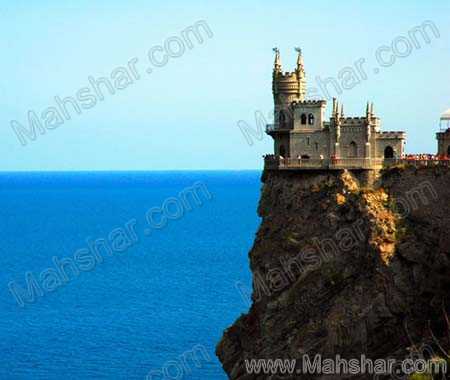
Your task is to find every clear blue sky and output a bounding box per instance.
[1,0,449,171]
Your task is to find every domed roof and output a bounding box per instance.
[441,108,450,120]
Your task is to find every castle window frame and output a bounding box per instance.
[301,113,307,125]
[384,145,394,159]
[279,111,286,128]
[306,137,310,146]
[348,141,358,158]
[308,113,315,125]
[314,142,319,151]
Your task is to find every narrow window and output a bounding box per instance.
[301,113,307,125]
[349,141,357,157]
[308,113,315,125]
[279,111,286,128]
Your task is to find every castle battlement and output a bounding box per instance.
[341,117,367,123]
[292,100,326,106]
[378,131,406,138]
[279,72,297,78]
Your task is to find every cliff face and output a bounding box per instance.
[217,167,450,379]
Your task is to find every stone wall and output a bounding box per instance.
[290,130,330,159]
[437,130,450,155]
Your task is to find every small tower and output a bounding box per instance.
[331,98,341,157]
[364,101,372,158]
[295,47,307,101]
[272,48,307,113]
[436,108,450,156]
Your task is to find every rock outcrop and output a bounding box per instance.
[217,167,450,379]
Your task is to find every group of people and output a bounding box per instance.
[265,153,450,162]
[403,153,450,161]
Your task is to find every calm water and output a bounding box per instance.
[0,171,260,379]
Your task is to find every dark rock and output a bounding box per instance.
[217,168,450,379]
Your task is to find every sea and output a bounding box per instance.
[0,171,261,380]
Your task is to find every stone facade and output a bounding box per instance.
[267,49,406,161]
[436,129,450,156]
[436,109,450,156]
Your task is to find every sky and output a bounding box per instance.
[1,0,449,171]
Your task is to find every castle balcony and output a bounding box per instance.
[264,156,383,170]
[265,124,291,134]
[264,156,450,171]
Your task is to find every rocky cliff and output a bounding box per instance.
[217,167,450,379]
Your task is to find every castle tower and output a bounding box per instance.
[272,48,307,114]
[436,108,450,156]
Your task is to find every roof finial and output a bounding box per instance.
[332,98,337,115]
[370,102,374,115]
[295,47,303,68]
[366,101,370,116]
[273,47,281,72]
[340,104,344,118]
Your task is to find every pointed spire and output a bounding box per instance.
[370,102,374,115]
[340,104,344,118]
[273,47,281,73]
[333,98,337,115]
[336,100,340,117]
[295,47,304,70]
[366,101,370,116]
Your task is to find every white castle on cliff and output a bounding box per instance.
[266,49,406,169]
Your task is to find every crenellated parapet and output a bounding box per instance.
[376,131,406,139]
[341,117,369,124]
[291,100,326,106]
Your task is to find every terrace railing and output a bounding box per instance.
[264,156,450,170]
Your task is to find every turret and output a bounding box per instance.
[273,47,282,74]
[365,101,373,158]
[331,98,341,157]
[295,47,306,101]
[272,48,307,112]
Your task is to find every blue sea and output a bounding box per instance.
[0,171,260,380]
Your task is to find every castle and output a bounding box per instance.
[266,49,406,169]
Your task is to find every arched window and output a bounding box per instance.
[447,145,450,156]
[314,142,319,151]
[308,113,315,125]
[279,145,286,157]
[384,146,394,159]
[349,141,357,158]
[301,113,307,125]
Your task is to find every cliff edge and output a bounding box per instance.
[217,167,450,379]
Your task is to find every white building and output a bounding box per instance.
[266,49,406,163]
